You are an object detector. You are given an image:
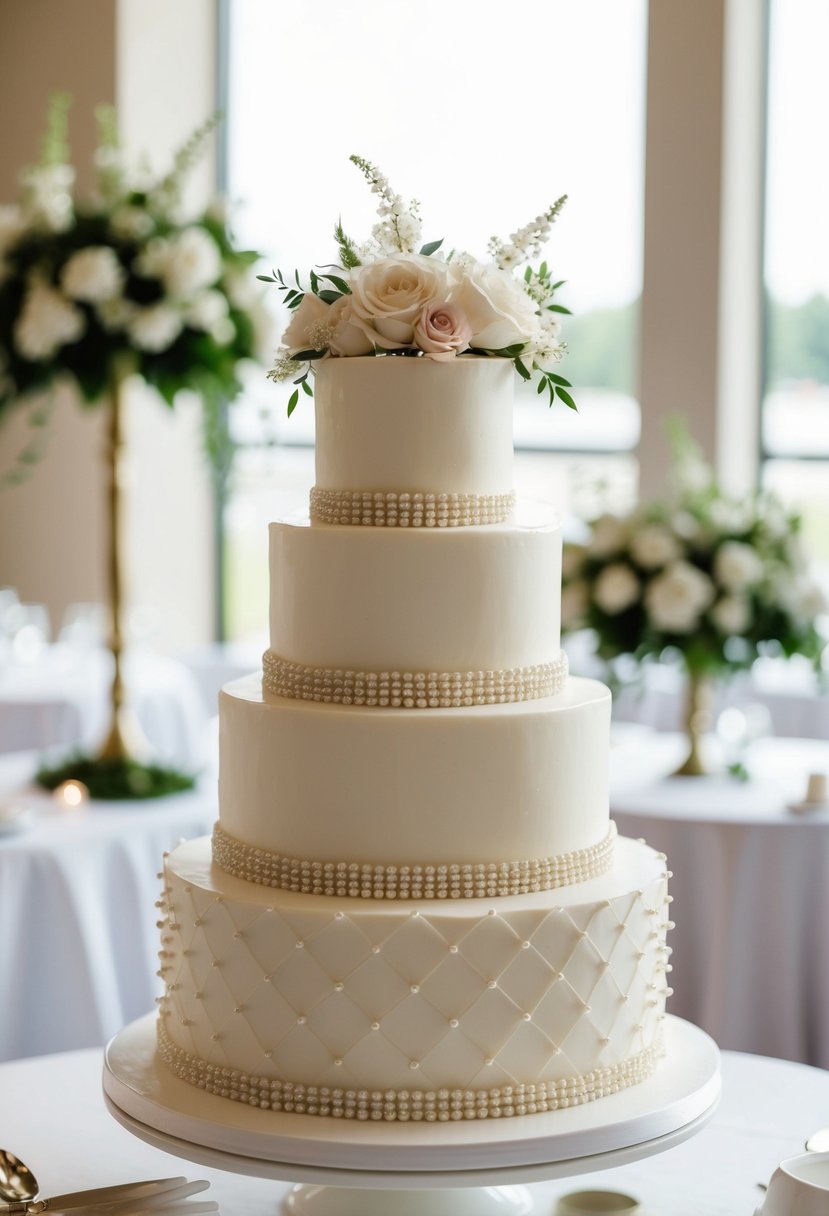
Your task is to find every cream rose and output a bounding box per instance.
[449,262,540,351]
[645,560,715,634]
[413,301,472,361]
[349,253,450,349]
[327,295,374,357]
[594,563,640,615]
[281,291,332,354]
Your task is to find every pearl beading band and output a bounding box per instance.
[157,1018,663,1122]
[211,821,617,899]
[310,487,516,528]
[262,649,569,708]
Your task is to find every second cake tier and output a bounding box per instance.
[268,500,562,675]
[217,674,611,880]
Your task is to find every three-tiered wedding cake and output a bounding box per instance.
[156,355,671,1123]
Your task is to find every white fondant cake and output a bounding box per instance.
[156,356,672,1123]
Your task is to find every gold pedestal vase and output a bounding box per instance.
[37,368,195,800]
[674,670,715,777]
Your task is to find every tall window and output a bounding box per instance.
[762,0,829,572]
[222,0,647,641]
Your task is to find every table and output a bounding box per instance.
[610,729,829,1069]
[0,645,209,770]
[0,1046,826,1215]
[0,751,217,1062]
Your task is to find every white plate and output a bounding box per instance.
[103,1013,720,1186]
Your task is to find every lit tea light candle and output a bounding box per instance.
[53,779,90,810]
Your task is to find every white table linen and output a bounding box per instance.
[0,645,209,770]
[0,752,217,1062]
[610,730,829,1068]
[0,1046,826,1215]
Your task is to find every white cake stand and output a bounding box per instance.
[103,1013,720,1215]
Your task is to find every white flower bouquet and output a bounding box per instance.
[0,95,270,476]
[266,155,575,415]
[562,434,826,681]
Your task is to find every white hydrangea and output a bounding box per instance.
[589,513,628,558]
[714,541,764,591]
[160,226,222,298]
[14,281,85,360]
[61,246,125,303]
[710,595,751,636]
[594,563,640,615]
[629,522,682,570]
[561,581,590,629]
[645,560,715,634]
[127,302,182,352]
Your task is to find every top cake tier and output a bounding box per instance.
[312,356,515,525]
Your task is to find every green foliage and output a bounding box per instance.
[37,755,195,800]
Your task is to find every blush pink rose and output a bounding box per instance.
[413,300,472,361]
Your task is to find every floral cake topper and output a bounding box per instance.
[265,156,576,415]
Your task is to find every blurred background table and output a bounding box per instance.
[0,644,209,771]
[1,1045,826,1215]
[0,751,217,1062]
[609,729,829,1068]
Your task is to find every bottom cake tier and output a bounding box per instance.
[157,835,671,1122]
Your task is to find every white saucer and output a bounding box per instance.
[103,1013,720,1187]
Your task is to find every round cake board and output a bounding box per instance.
[104,1014,719,1212]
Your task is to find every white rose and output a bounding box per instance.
[776,575,827,625]
[96,297,137,333]
[128,303,182,352]
[327,295,374,357]
[561,581,589,629]
[589,513,628,558]
[134,236,170,279]
[710,499,752,532]
[110,205,154,242]
[160,227,222,297]
[630,522,681,569]
[710,595,751,636]
[14,282,85,360]
[185,289,229,333]
[349,254,450,348]
[594,563,640,615]
[281,291,333,354]
[61,246,125,303]
[714,541,764,591]
[645,560,715,634]
[449,261,540,351]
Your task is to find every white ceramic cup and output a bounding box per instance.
[556,1192,642,1216]
[760,1151,829,1215]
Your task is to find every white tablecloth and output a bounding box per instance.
[0,752,217,1062]
[0,645,209,770]
[610,730,829,1069]
[0,1046,826,1214]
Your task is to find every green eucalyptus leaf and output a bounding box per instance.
[320,273,351,294]
[545,372,572,387]
[556,385,578,411]
[547,304,572,314]
[287,388,299,417]
[514,357,531,381]
[419,238,444,256]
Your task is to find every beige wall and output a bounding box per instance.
[0,0,217,651]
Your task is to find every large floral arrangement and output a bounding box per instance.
[562,436,826,679]
[266,155,576,415]
[0,95,269,474]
